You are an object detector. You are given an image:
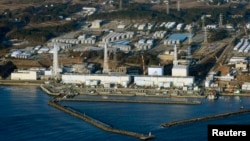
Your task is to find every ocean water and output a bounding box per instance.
[1,85,250,141]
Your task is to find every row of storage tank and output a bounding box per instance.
[153,31,167,39]
[102,32,134,42]
[164,39,182,45]
[52,38,96,45]
[233,39,250,53]
[134,43,153,50]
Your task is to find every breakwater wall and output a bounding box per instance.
[40,84,60,96]
[63,98,202,105]
[48,100,154,140]
[161,108,250,127]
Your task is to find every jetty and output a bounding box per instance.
[48,100,155,140]
[161,108,250,127]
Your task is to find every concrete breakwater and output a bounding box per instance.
[161,108,250,127]
[63,98,202,105]
[40,84,60,96]
[48,100,155,140]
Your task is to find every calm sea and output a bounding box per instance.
[1,85,250,141]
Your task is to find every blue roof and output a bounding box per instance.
[168,33,192,42]
[112,40,130,45]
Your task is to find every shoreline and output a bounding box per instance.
[0,80,45,86]
[62,98,202,105]
[0,80,249,98]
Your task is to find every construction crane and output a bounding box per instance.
[78,47,88,63]
[244,25,248,37]
[141,54,146,75]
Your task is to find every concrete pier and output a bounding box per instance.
[48,100,155,140]
[161,108,250,127]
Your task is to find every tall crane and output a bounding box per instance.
[244,25,248,37]
[141,54,146,75]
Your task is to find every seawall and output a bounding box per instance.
[40,84,60,96]
[63,98,202,105]
[0,80,45,86]
[161,108,250,127]
[48,100,155,140]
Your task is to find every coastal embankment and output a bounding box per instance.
[63,98,202,105]
[48,100,154,140]
[161,108,250,127]
[0,80,45,86]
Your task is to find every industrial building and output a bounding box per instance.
[172,65,189,77]
[242,82,250,91]
[102,32,134,42]
[134,75,194,88]
[164,33,189,45]
[228,56,247,65]
[135,39,154,50]
[61,74,131,88]
[148,66,164,76]
[11,70,38,80]
[233,38,250,53]
[153,31,167,39]
[37,47,50,54]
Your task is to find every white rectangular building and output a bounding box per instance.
[61,74,131,87]
[172,65,189,77]
[11,70,37,80]
[134,76,194,87]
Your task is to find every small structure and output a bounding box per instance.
[148,66,164,76]
[91,20,102,28]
